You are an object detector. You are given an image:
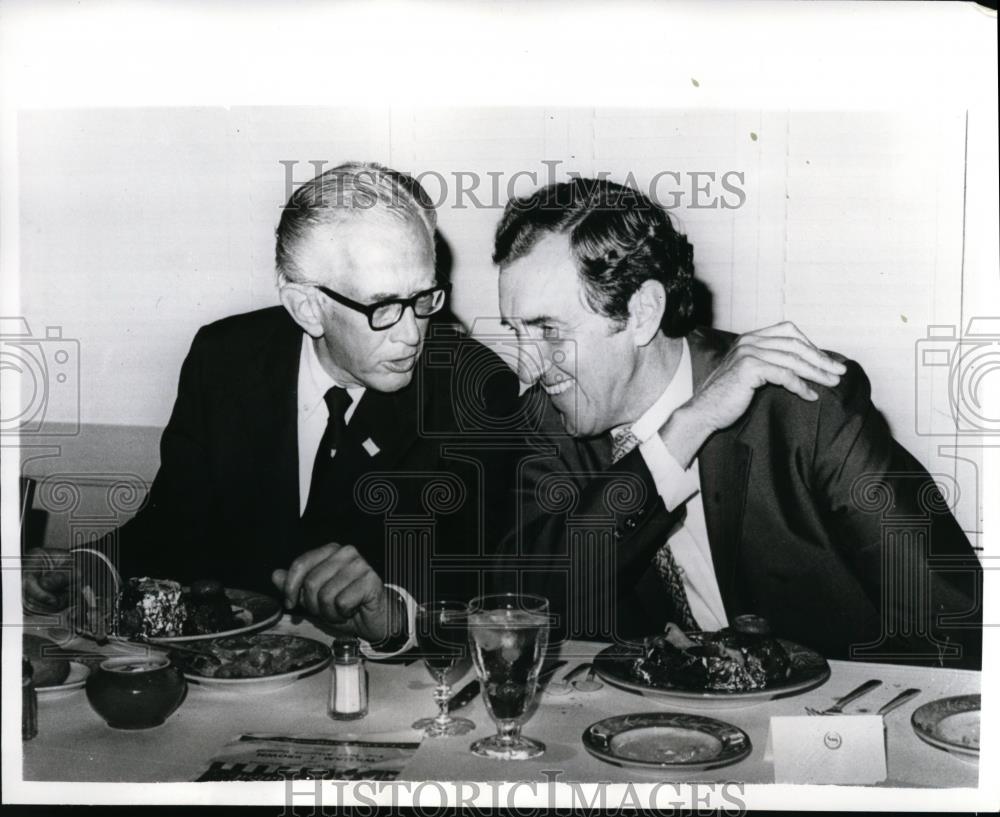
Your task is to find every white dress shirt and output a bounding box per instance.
[296,336,416,655]
[625,338,730,631]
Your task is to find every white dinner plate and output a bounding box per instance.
[62,554,284,644]
[75,587,283,644]
[36,661,90,699]
[175,634,331,692]
[593,637,830,709]
[141,589,283,644]
[185,659,330,692]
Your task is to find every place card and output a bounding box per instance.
[766,715,887,784]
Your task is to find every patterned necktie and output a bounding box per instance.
[303,386,352,520]
[610,426,642,465]
[610,425,698,632]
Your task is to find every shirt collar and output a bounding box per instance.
[298,335,365,416]
[624,338,694,443]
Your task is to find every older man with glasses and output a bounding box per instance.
[22,162,524,651]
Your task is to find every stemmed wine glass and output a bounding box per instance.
[467,593,550,760]
[411,600,475,737]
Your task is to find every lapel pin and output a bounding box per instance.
[362,438,380,457]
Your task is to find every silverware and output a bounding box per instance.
[447,679,480,712]
[446,660,567,712]
[131,632,221,666]
[165,642,222,665]
[545,662,589,695]
[563,663,592,682]
[538,660,568,684]
[572,665,603,692]
[805,678,882,715]
[877,688,921,717]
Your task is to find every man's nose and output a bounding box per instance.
[390,304,422,347]
[516,340,549,386]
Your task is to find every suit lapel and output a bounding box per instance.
[340,375,421,474]
[312,364,424,537]
[688,329,752,617]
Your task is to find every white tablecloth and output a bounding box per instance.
[21,616,981,787]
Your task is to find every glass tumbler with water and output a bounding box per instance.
[468,593,549,760]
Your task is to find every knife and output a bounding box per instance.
[446,660,568,712]
[538,660,568,685]
[877,687,921,717]
[447,679,481,712]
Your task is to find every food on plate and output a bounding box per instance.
[632,616,792,692]
[184,579,240,635]
[117,577,188,638]
[171,633,329,679]
[116,577,240,638]
[938,711,981,749]
[961,722,980,748]
[23,633,72,687]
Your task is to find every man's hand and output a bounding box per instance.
[272,543,403,644]
[662,322,847,467]
[22,547,73,612]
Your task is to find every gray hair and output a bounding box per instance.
[275,161,437,283]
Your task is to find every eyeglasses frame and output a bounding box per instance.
[312,281,452,331]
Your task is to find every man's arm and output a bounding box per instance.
[494,323,848,641]
[610,323,846,526]
[660,322,847,468]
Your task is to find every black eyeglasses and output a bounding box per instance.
[313,282,451,330]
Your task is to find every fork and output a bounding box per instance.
[164,641,223,665]
[805,679,882,715]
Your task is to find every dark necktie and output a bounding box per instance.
[611,425,698,632]
[303,386,353,521]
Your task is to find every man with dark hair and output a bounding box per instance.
[494,177,981,667]
[23,162,522,649]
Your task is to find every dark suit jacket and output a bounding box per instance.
[110,307,528,604]
[498,327,982,668]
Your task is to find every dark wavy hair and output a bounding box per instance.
[492,178,696,337]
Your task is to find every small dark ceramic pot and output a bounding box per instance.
[86,655,186,729]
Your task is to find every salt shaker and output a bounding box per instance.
[328,637,368,720]
[22,658,38,740]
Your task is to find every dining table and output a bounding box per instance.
[20,613,981,789]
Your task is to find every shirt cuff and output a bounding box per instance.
[359,583,417,658]
[637,433,700,512]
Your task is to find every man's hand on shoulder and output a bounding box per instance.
[661,322,847,467]
[272,543,405,645]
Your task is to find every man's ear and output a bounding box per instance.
[628,279,666,347]
[279,281,325,339]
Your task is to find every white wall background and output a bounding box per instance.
[15,106,984,537]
